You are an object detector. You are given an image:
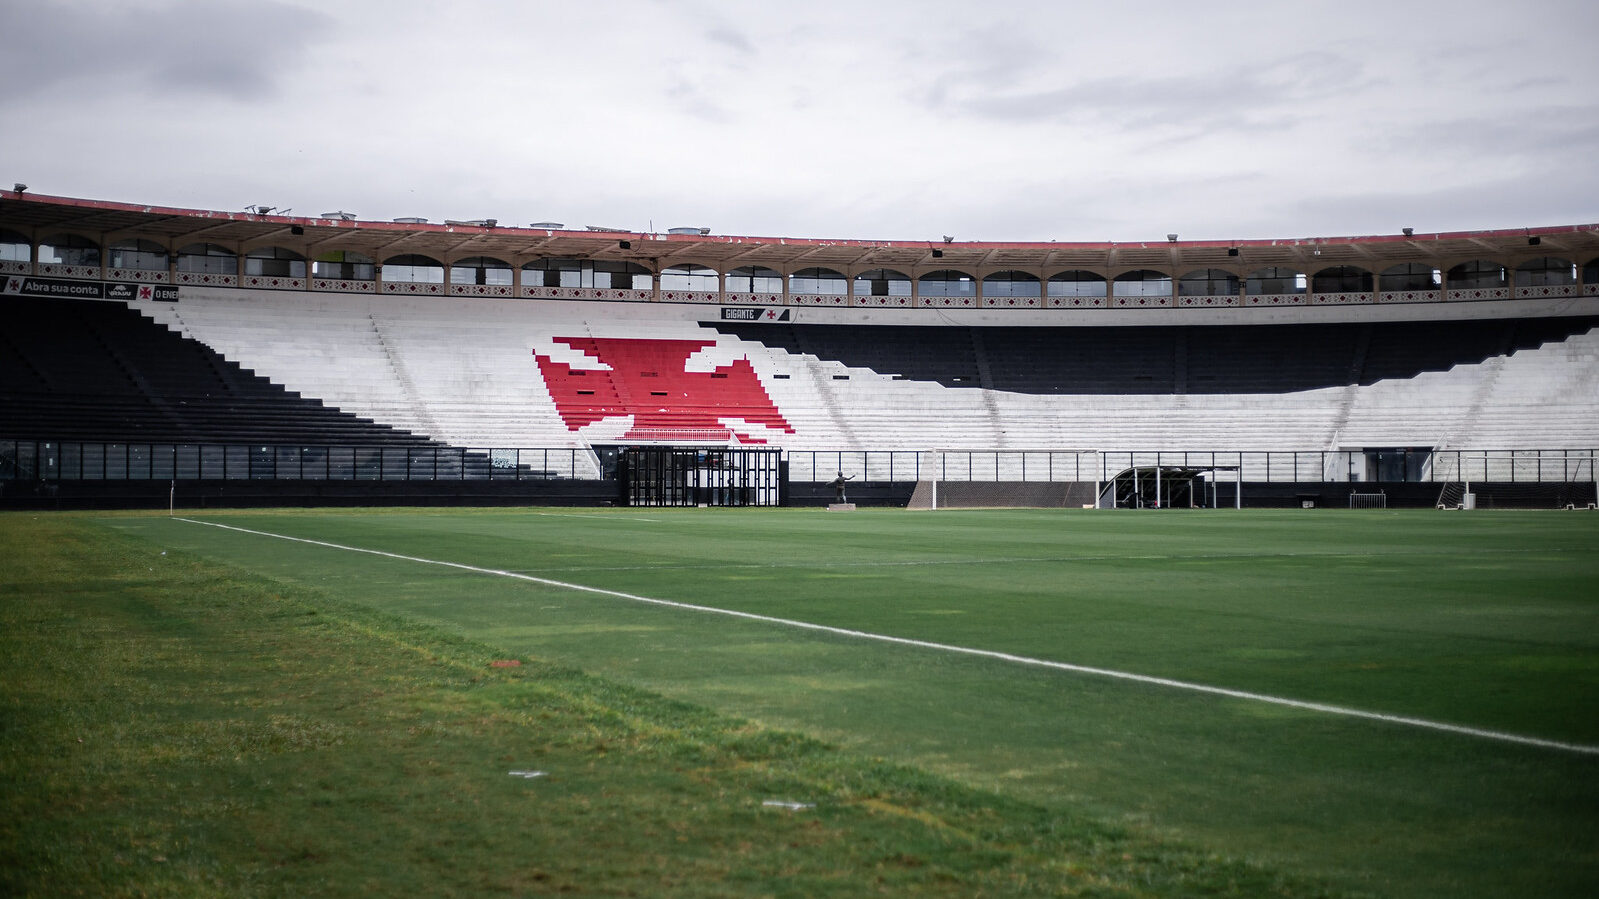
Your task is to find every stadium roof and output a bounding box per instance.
[3,190,1597,273]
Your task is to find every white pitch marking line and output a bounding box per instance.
[174,517,1599,757]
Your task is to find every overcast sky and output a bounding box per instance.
[4,0,1596,242]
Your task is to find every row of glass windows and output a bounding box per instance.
[4,231,1594,292]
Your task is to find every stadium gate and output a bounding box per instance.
[617,446,785,507]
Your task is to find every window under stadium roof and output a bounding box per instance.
[3,189,1596,281]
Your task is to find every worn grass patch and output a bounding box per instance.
[0,513,1341,897]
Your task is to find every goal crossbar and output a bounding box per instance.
[923,449,1101,510]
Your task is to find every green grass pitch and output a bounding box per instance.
[5,507,1597,896]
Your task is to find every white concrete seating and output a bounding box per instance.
[141,288,1599,456]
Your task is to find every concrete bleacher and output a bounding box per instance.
[76,287,1599,458]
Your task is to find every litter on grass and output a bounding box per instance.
[762,800,815,811]
[508,770,547,779]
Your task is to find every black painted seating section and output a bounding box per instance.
[0,297,435,445]
[716,317,1599,395]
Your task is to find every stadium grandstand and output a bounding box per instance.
[2,189,1596,509]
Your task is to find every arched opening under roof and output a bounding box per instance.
[1113,270,1172,297]
[312,249,375,281]
[983,271,1041,297]
[107,238,168,271]
[1584,257,1598,286]
[918,270,975,297]
[0,228,31,262]
[1245,267,1306,295]
[854,268,911,296]
[450,256,512,286]
[246,246,306,278]
[1312,266,1373,293]
[726,266,783,293]
[790,267,847,295]
[1515,256,1576,287]
[1178,269,1240,296]
[523,258,650,289]
[660,263,718,291]
[594,260,652,290]
[1379,263,1440,292]
[383,253,444,283]
[523,258,582,288]
[178,243,238,274]
[1446,260,1506,289]
[38,233,99,267]
[1047,270,1107,297]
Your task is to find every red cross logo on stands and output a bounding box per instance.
[534,337,794,443]
[137,285,153,300]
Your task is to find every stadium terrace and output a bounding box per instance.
[2,189,1597,510]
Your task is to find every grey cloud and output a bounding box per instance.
[706,26,754,56]
[663,75,734,125]
[0,0,329,106]
[929,49,1376,135]
[1368,105,1599,162]
[1269,167,1599,240]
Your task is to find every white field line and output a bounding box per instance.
[174,517,1599,757]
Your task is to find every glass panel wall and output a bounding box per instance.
[1046,270,1107,297]
[1515,257,1577,287]
[982,271,1041,297]
[382,254,444,283]
[0,228,28,262]
[312,249,375,280]
[726,266,783,293]
[449,256,513,285]
[1177,269,1240,296]
[1379,263,1440,291]
[523,258,652,289]
[38,234,99,266]
[789,267,847,295]
[107,239,168,271]
[1112,270,1172,297]
[918,270,976,297]
[245,246,307,278]
[178,243,238,274]
[660,264,718,291]
[1446,260,1506,288]
[853,268,911,296]
[1244,267,1306,294]
[1312,266,1373,292]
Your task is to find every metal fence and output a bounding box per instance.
[790,448,1597,485]
[0,441,600,482]
[1,440,1594,486]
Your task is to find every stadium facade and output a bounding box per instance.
[2,189,1596,508]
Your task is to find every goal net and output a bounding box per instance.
[908,450,1101,510]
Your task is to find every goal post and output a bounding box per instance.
[914,449,1102,510]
